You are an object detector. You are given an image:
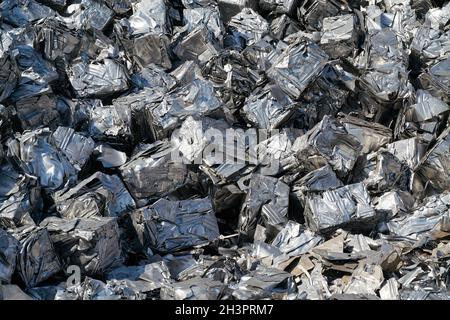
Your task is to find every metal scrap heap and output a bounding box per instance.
[2,0,450,301]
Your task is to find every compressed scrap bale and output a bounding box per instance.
[121,33,172,71]
[133,198,220,253]
[114,0,171,70]
[242,84,298,130]
[170,116,230,164]
[298,65,351,129]
[297,0,348,31]
[386,137,428,170]
[259,0,298,16]
[50,127,95,171]
[292,164,344,206]
[174,26,220,65]
[293,115,362,177]
[9,44,61,130]
[0,0,56,27]
[217,0,258,23]
[0,228,20,283]
[87,103,133,143]
[238,174,290,239]
[0,26,18,103]
[36,20,81,63]
[271,221,323,257]
[267,38,329,99]
[3,0,450,302]
[68,59,129,98]
[227,8,269,47]
[106,261,171,293]
[351,150,413,194]
[419,127,450,192]
[53,172,136,219]
[320,14,358,59]
[131,65,177,91]
[304,183,377,233]
[201,50,259,113]
[64,0,114,31]
[270,14,302,40]
[143,78,223,141]
[6,129,78,191]
[395,90,449,142]
[252,129,301,176]
[183,6,224,41]
[120,141,195,206]
[41,216,123,276]
[123,0,168,36]
[13,226,62,288]
[0,162,41,227]
[338,114,393,154]
[388,192,450,240]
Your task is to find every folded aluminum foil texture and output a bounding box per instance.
[1,0,450,301]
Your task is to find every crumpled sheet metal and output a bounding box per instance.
[133,197,220,254]
[351,150,412,194]
[0,0,56,27]
[124,0,168,36]
[395,89,449,142]
[419,127,450,192]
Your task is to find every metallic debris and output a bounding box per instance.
[2,0,450,301]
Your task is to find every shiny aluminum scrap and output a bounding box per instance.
[3,0,450,302]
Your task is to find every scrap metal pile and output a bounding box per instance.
[2,0,450,301]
